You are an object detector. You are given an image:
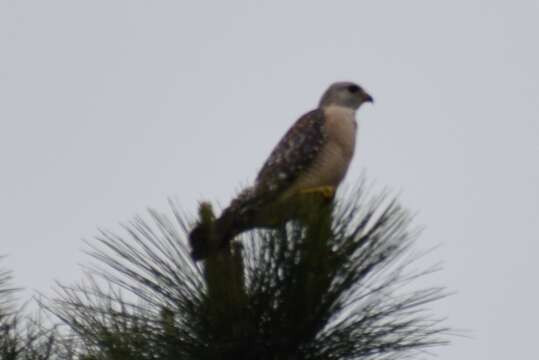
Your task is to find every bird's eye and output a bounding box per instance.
[347,85,360,93]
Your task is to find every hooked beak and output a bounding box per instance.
[363,92,374,104]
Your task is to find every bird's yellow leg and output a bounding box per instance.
[299,186,336,200]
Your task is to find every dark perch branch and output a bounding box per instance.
[195,202,250,354]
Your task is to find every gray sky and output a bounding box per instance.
[1,1,538,358]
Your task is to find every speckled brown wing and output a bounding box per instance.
[254,108,327,197]
[190,108,328,260]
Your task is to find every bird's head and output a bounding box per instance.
[318,81,373,110]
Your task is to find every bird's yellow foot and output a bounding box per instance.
[300,186,336,200]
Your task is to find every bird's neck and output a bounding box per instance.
[322,105,357,119]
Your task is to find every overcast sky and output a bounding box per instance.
[1,1,538,359]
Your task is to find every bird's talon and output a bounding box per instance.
[300,186,336,200]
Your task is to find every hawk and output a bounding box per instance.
[190,81,373,260]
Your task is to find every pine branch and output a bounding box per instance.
[0,259,74,360]
[51,183,450,359]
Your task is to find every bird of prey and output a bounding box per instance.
[190,81,373,260]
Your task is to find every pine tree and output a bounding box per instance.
[52,184,449,359]
[0,259,75,359]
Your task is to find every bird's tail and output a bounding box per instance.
[189,210,242,261]
[188,222,211,261]
[189,188,261,260]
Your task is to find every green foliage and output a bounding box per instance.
[0,260,74,360]
[51,186,449,359]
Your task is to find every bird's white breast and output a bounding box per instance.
[289,105,357,193]
[323,105,357,159]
